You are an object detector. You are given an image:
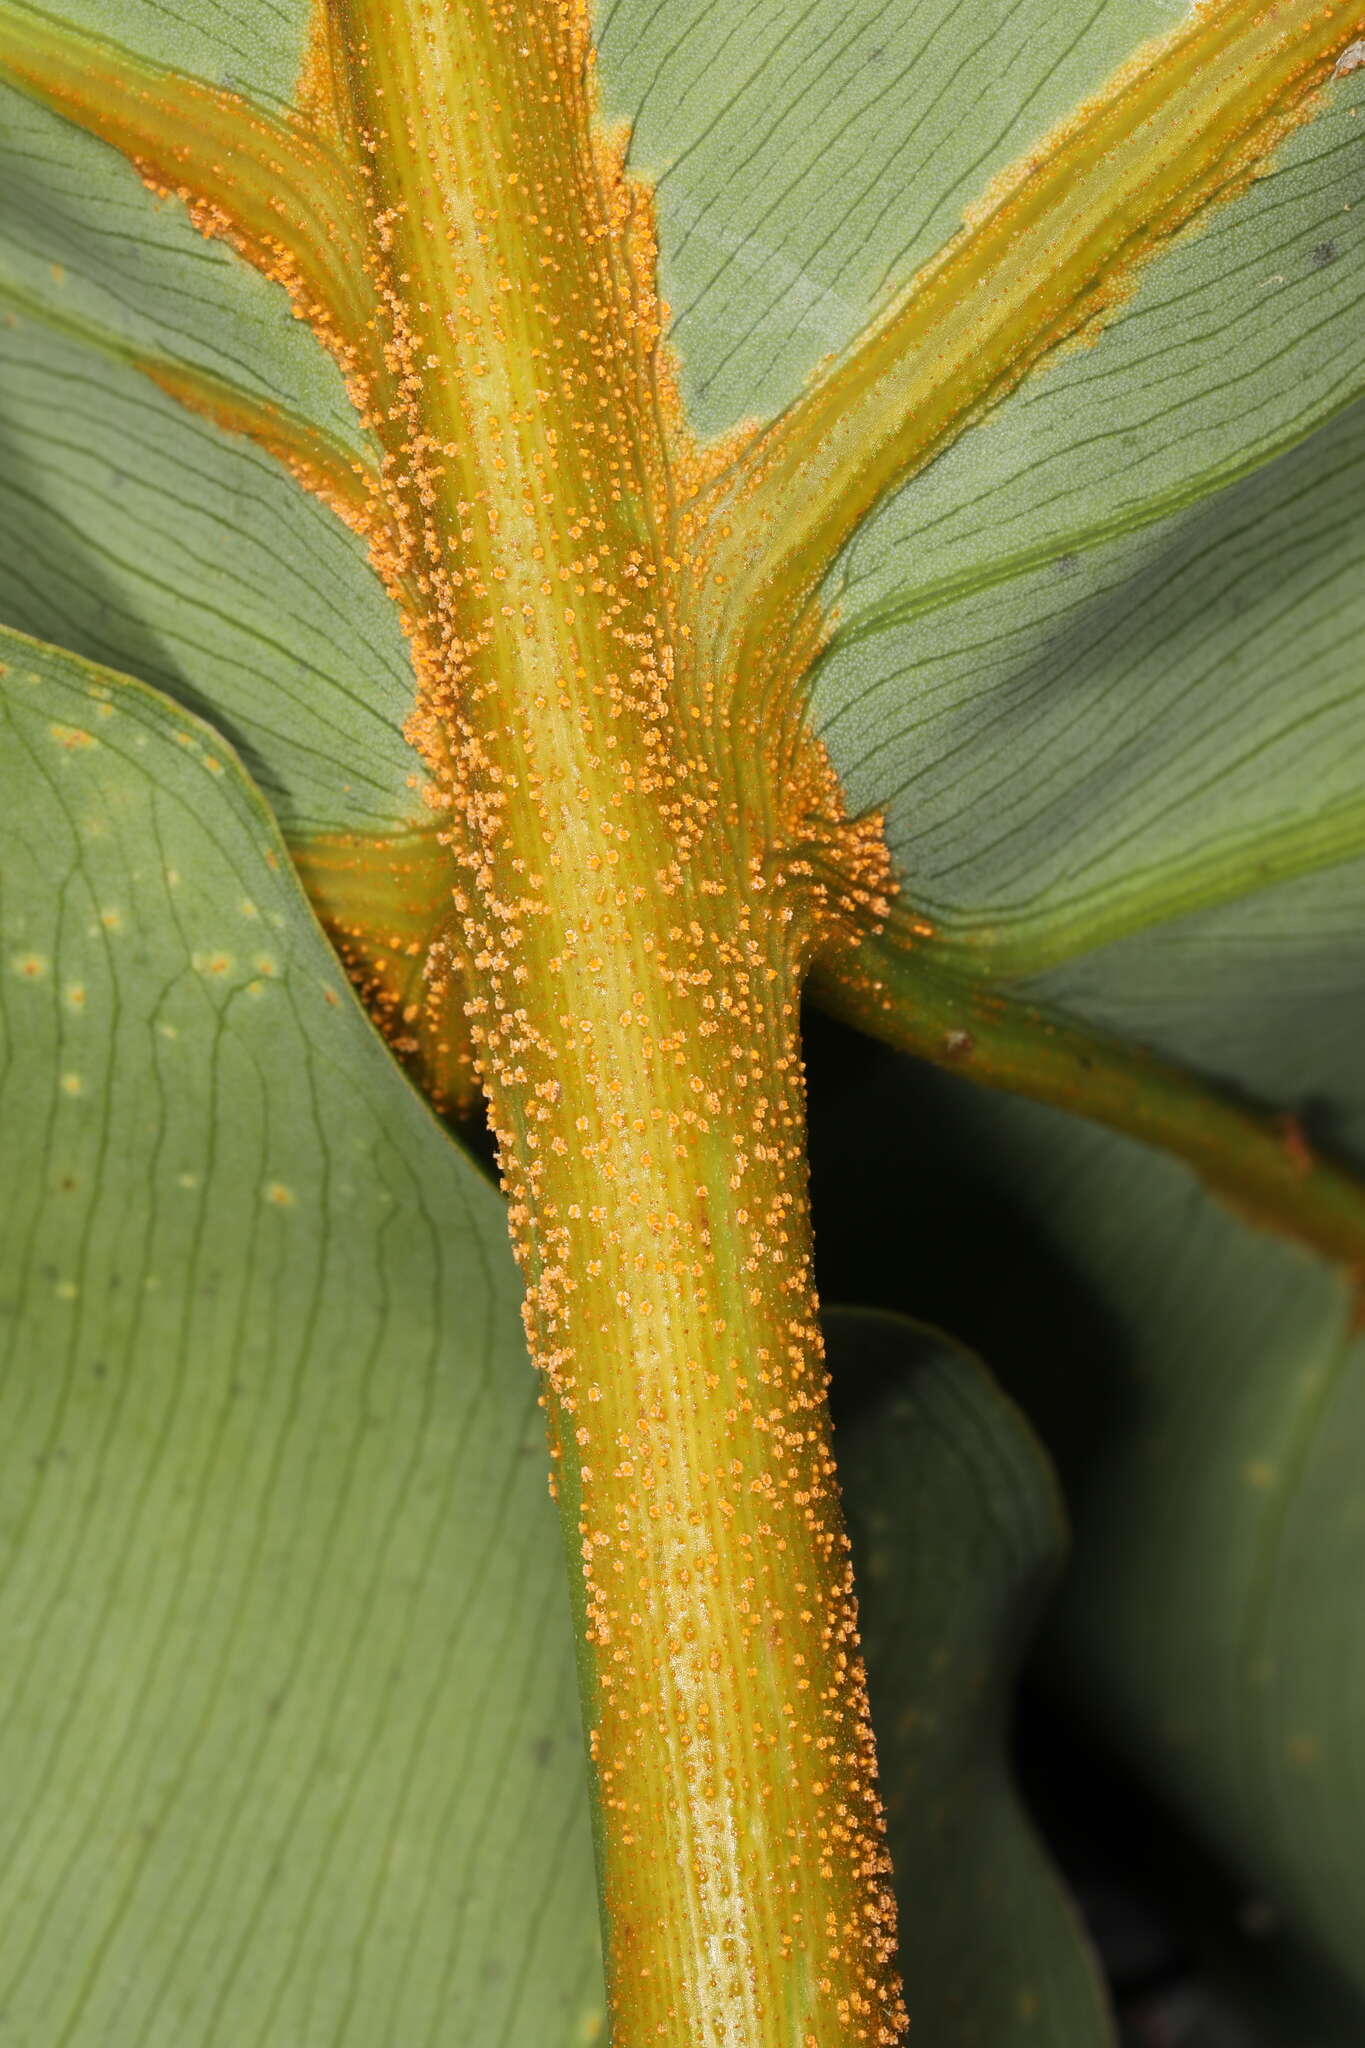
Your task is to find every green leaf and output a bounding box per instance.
[8,0,308,104]
[814,380,1365,981]
[0,308,414,835]
[811,1053,1365,2026]
[0,630,1125,2039]
[1028,854,1365,1163]
[0,627,604,2045]
[0,29,409,840]
[760,67,1365,1991]
[818,72,1365,631]
[829,1308,1116,2048]
[600,0,1143,438]
[1022,1117,1365,2021]
[599,0,1363,497]
[779,23,1365,1996]
[0,48,360,439]
[603,0,1365,1108]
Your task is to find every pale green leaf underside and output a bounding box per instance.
[600,0,1364,522]
[1028,854,1365,1164]
[0,629,604,2047]
[824,73,1365,631]
[20,0,308,108]
[1010,1100,1365,2017]
[0,85,361,449]
[0,72,413,840]
[831,1309,1115,2048]
[604,0,1365,1014]
[601,0,1155,439]
[2,3,1365,2027]
[820,394,1365,982]
[0,308,416,835]
[1,2,1362,983]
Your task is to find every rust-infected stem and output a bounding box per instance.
[0,0,906,2024]
[328,1,904,2039]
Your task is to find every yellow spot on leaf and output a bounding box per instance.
[50,721,95,750]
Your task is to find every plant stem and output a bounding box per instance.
[288,820,1365,1283]
[326,2,903,2038]
[815,925,1365,1275]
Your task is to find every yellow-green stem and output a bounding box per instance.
[328,2,903,2039]
[816,924,1365,1276]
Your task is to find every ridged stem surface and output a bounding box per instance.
[327,3,903,2040]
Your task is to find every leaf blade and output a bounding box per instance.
[832,1308,1116,2048]
[702,0,1365,651]
[0,627,603,2046]
[0,310,417,836]
[815,393,1365,974]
